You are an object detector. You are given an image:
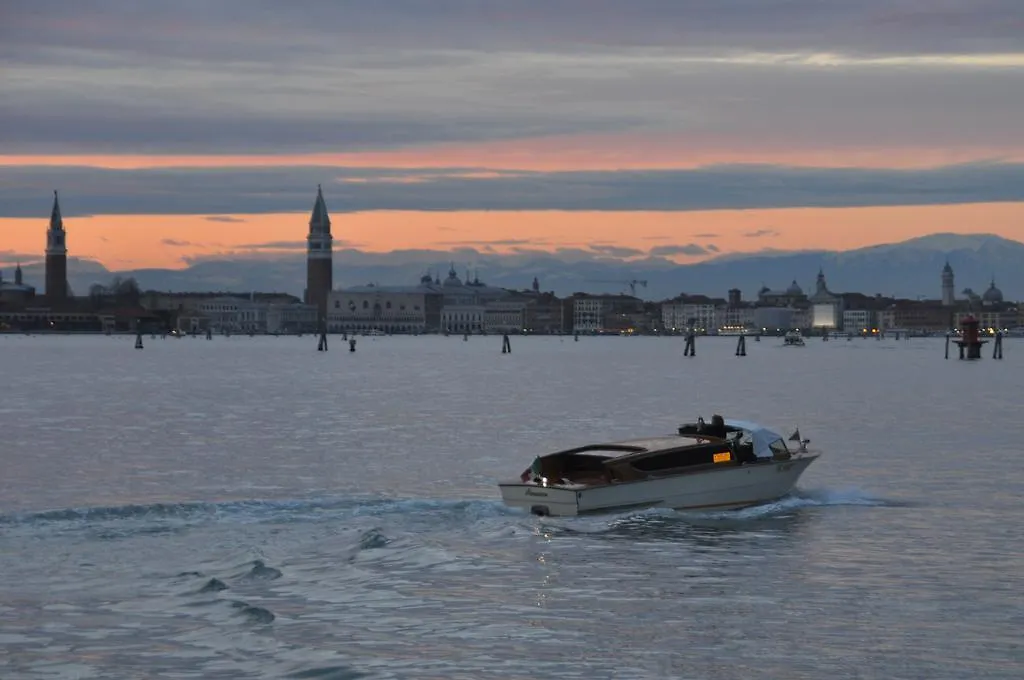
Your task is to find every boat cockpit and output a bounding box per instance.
[520,416,799,488]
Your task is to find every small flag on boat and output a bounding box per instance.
[521,457,542,482]
[788,428,802,442]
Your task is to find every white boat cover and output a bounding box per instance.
[722,419,788,459]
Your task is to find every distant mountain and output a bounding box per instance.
[14,232,1024,302]
[689,232,1024,300]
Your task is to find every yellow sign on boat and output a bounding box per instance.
[713,452,732,464]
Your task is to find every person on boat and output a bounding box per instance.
[707,414,728,439]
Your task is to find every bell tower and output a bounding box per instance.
[305,184,333,321]
[941,260,955,306]
[45,190,68,300]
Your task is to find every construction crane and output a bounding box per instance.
[586,279,649,297]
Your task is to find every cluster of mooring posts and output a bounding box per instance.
[946,315,1003,360]
[315,326,358,352]
[682,329,759,357]
[134,322,1008,362]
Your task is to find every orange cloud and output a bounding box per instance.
[2,203,1024,270]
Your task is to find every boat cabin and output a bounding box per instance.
[522,418,794,487]
[783,330,805,346]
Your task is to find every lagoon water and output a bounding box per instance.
[0,333,1022,679]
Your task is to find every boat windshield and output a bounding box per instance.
[722,419,787,459]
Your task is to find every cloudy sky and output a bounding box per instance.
[2,0,1023,270]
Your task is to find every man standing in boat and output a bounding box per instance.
[706,414,728,439]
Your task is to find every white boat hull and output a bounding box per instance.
[498,453,819,517]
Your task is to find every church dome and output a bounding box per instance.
[442,266,462,287]
[786,280,803,295]
[982,279,1003,303]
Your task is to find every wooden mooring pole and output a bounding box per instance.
[317,320,328,352]
[735,335,746,356]
[683,331,696,357]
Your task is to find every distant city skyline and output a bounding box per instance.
[2,2,1023,269]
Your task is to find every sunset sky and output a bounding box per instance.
[2,0,1024,271]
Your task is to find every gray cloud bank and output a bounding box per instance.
[5,1,1022,59]
[1,163,1023,217]
[1,1,1022,155]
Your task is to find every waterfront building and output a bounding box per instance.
[571,294,604,333]
[753,306,794,333]
[714,289,757,333]
[842,308,874,333]
[871,265,1018,334]
[809,269,842,329]
[883,301,954,333]
[752,279,810,332]
[757,281,806,307]
[196,295,267,334]
[327,266,521,334]
[523,291,566,334]
[327,278,443,334]
[661,295,722,333]
[572,293,643,333]
[790,306,813,330]
[266,301,319,334]
[482,299,527,334]
[140,291,313,334]
[190,294,318,334]
[175,312,211,335]
[0,264,35,306]
[954,278,1017,331]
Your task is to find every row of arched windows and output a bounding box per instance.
[333,299,421,312]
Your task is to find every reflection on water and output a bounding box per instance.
[1,335,1022,679]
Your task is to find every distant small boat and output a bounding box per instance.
[498,417,820,517]
[783,330,805,346]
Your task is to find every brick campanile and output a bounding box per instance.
[45,190,68,300]
[305,184,333,322]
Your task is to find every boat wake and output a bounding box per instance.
[661,485,900,522]
[0,487,899,542]
[534,486,900,539]
[728,486,897,517]
[0,495,520,540]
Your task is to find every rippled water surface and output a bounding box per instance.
[1,334,1022,679]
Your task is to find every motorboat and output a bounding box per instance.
[783,330,805,346]
[498,417,820,516]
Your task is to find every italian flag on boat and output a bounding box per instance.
[520,457,542,482]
